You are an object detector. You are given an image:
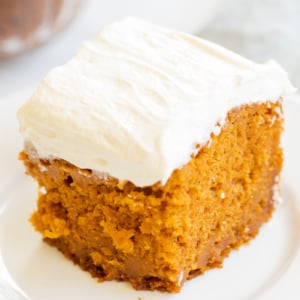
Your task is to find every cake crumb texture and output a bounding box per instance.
[21,101,283,292]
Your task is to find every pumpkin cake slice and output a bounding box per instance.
[17,18,295,292]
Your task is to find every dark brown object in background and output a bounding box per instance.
[0,0,81,59]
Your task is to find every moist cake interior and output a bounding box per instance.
[20,100,283,292]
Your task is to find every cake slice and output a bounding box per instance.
[17,18,295,292]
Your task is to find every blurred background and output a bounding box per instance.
[0,0,299,98]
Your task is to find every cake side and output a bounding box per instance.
[20,100,283,292]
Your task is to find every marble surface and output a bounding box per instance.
[201,0,300,89]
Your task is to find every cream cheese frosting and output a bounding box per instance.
[17,17,296,187]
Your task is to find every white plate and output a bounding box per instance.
[0,90,300,300]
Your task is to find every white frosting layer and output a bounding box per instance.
[17,18,296,187]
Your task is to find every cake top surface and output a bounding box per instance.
[18,17,295,187]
